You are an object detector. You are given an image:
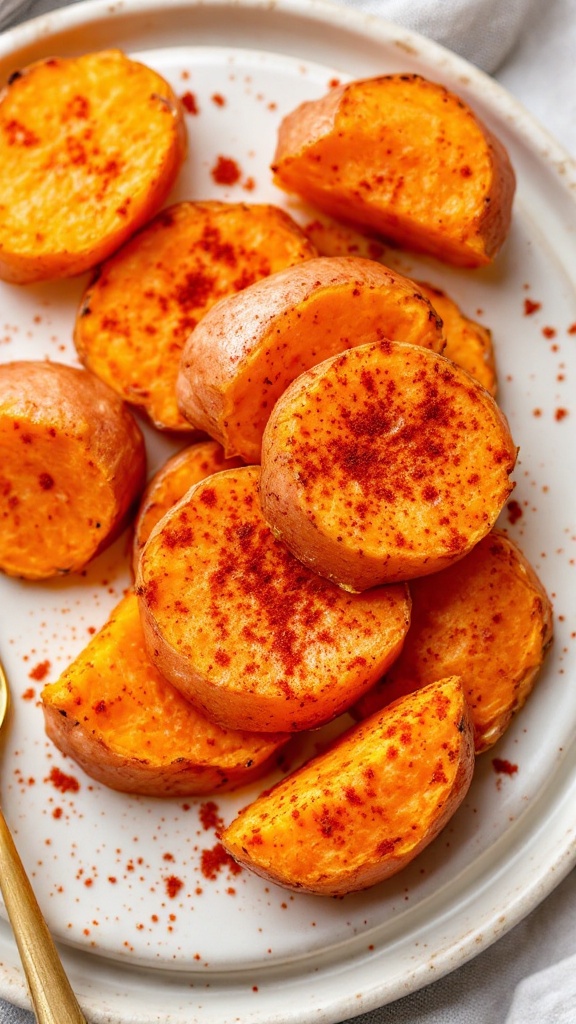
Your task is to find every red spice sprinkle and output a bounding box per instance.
[201,842,242,881]
[555,408,569,421]
[211,155,241,186]
[568,323,576,335]
[492,758,518,775]
[52,807,63,819]
[199,801,224,831]
[542,326,557,338]
[211,93,226,106]
[21,687,35,701]
[29,659,50,681]
[47,766,80,793]
[523,298,541,316]
[506,499,523,524]
[180,91,199,114]
[165,875,184,899]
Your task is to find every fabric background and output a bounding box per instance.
[0,0,575,1021]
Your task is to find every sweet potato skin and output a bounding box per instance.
[75,201,317,430]
[41,592,289,796]
[176,255,444,463]
[0,50,187,284]
[136,465,411,733]
[132,440,245,573]
[0,360,146,579]
[260,341,517,591]
[272,74,516,267]
[221,677,475,896]
[353,530,554,752]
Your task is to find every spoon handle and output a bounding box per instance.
[0,808,87,1024]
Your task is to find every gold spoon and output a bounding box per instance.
[0,657,87,1023]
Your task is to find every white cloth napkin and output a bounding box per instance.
[0,0,34,30]
[340,0,540,72]
[0,2,575,1023]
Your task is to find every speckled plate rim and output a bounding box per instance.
[0,1,575,1022]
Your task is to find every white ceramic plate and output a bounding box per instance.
[1,2,575,1021]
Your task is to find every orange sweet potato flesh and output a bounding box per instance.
[0,50,187,284]
[417,282,497,395]
[260,340,517,591]
[132,440,245,573]
[353,531,553,752]
[272,74,516,267]
[0,360,146,580]
[221,676,475,896]
[41,592,289,796]
[136,465,411,733]
[74,201,317,430]
[176,255,444,463]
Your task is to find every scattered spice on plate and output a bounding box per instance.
[211,155,241,185]
[492,758,518,776]
[180,90,199,115]
[46,766,80,793]
[506,499,523,524]
[29,659,50,681]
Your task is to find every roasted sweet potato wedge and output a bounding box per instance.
[132,440,245,573]
[136,465,411,733]
[0,360,146,579]
[221,676,475,896]
[75,201,317,430]
[260,341,517,591]
[0,49,187,284]
[417,282,497,395]
[41,592,289,796]
[177,255,444,462]
[272,73,516,267]
[353,531,553,752]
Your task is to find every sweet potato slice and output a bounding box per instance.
[0,360,146,579]
[41,592,289,796]
[132,440,245,573]
[272,73,516,267]
[177,255,444,462]
[353,531,553,752]
[0,49,187,284]
[221,676,474,896]
[74,201,317,430]
[417,282,497,395]
[260,341,517,591]
[136,465,411,733]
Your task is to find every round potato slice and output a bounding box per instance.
[132,440,245,573]
[260,341,517,590]
[221,676,475,896]
[176,255,444,462]
[136,465,411,733]
[41,592,290,797]
[272,73,516,267]
[0,49,187,284]
[0,360,146,579]
[75,200,317,430]
[353,530,553,752]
